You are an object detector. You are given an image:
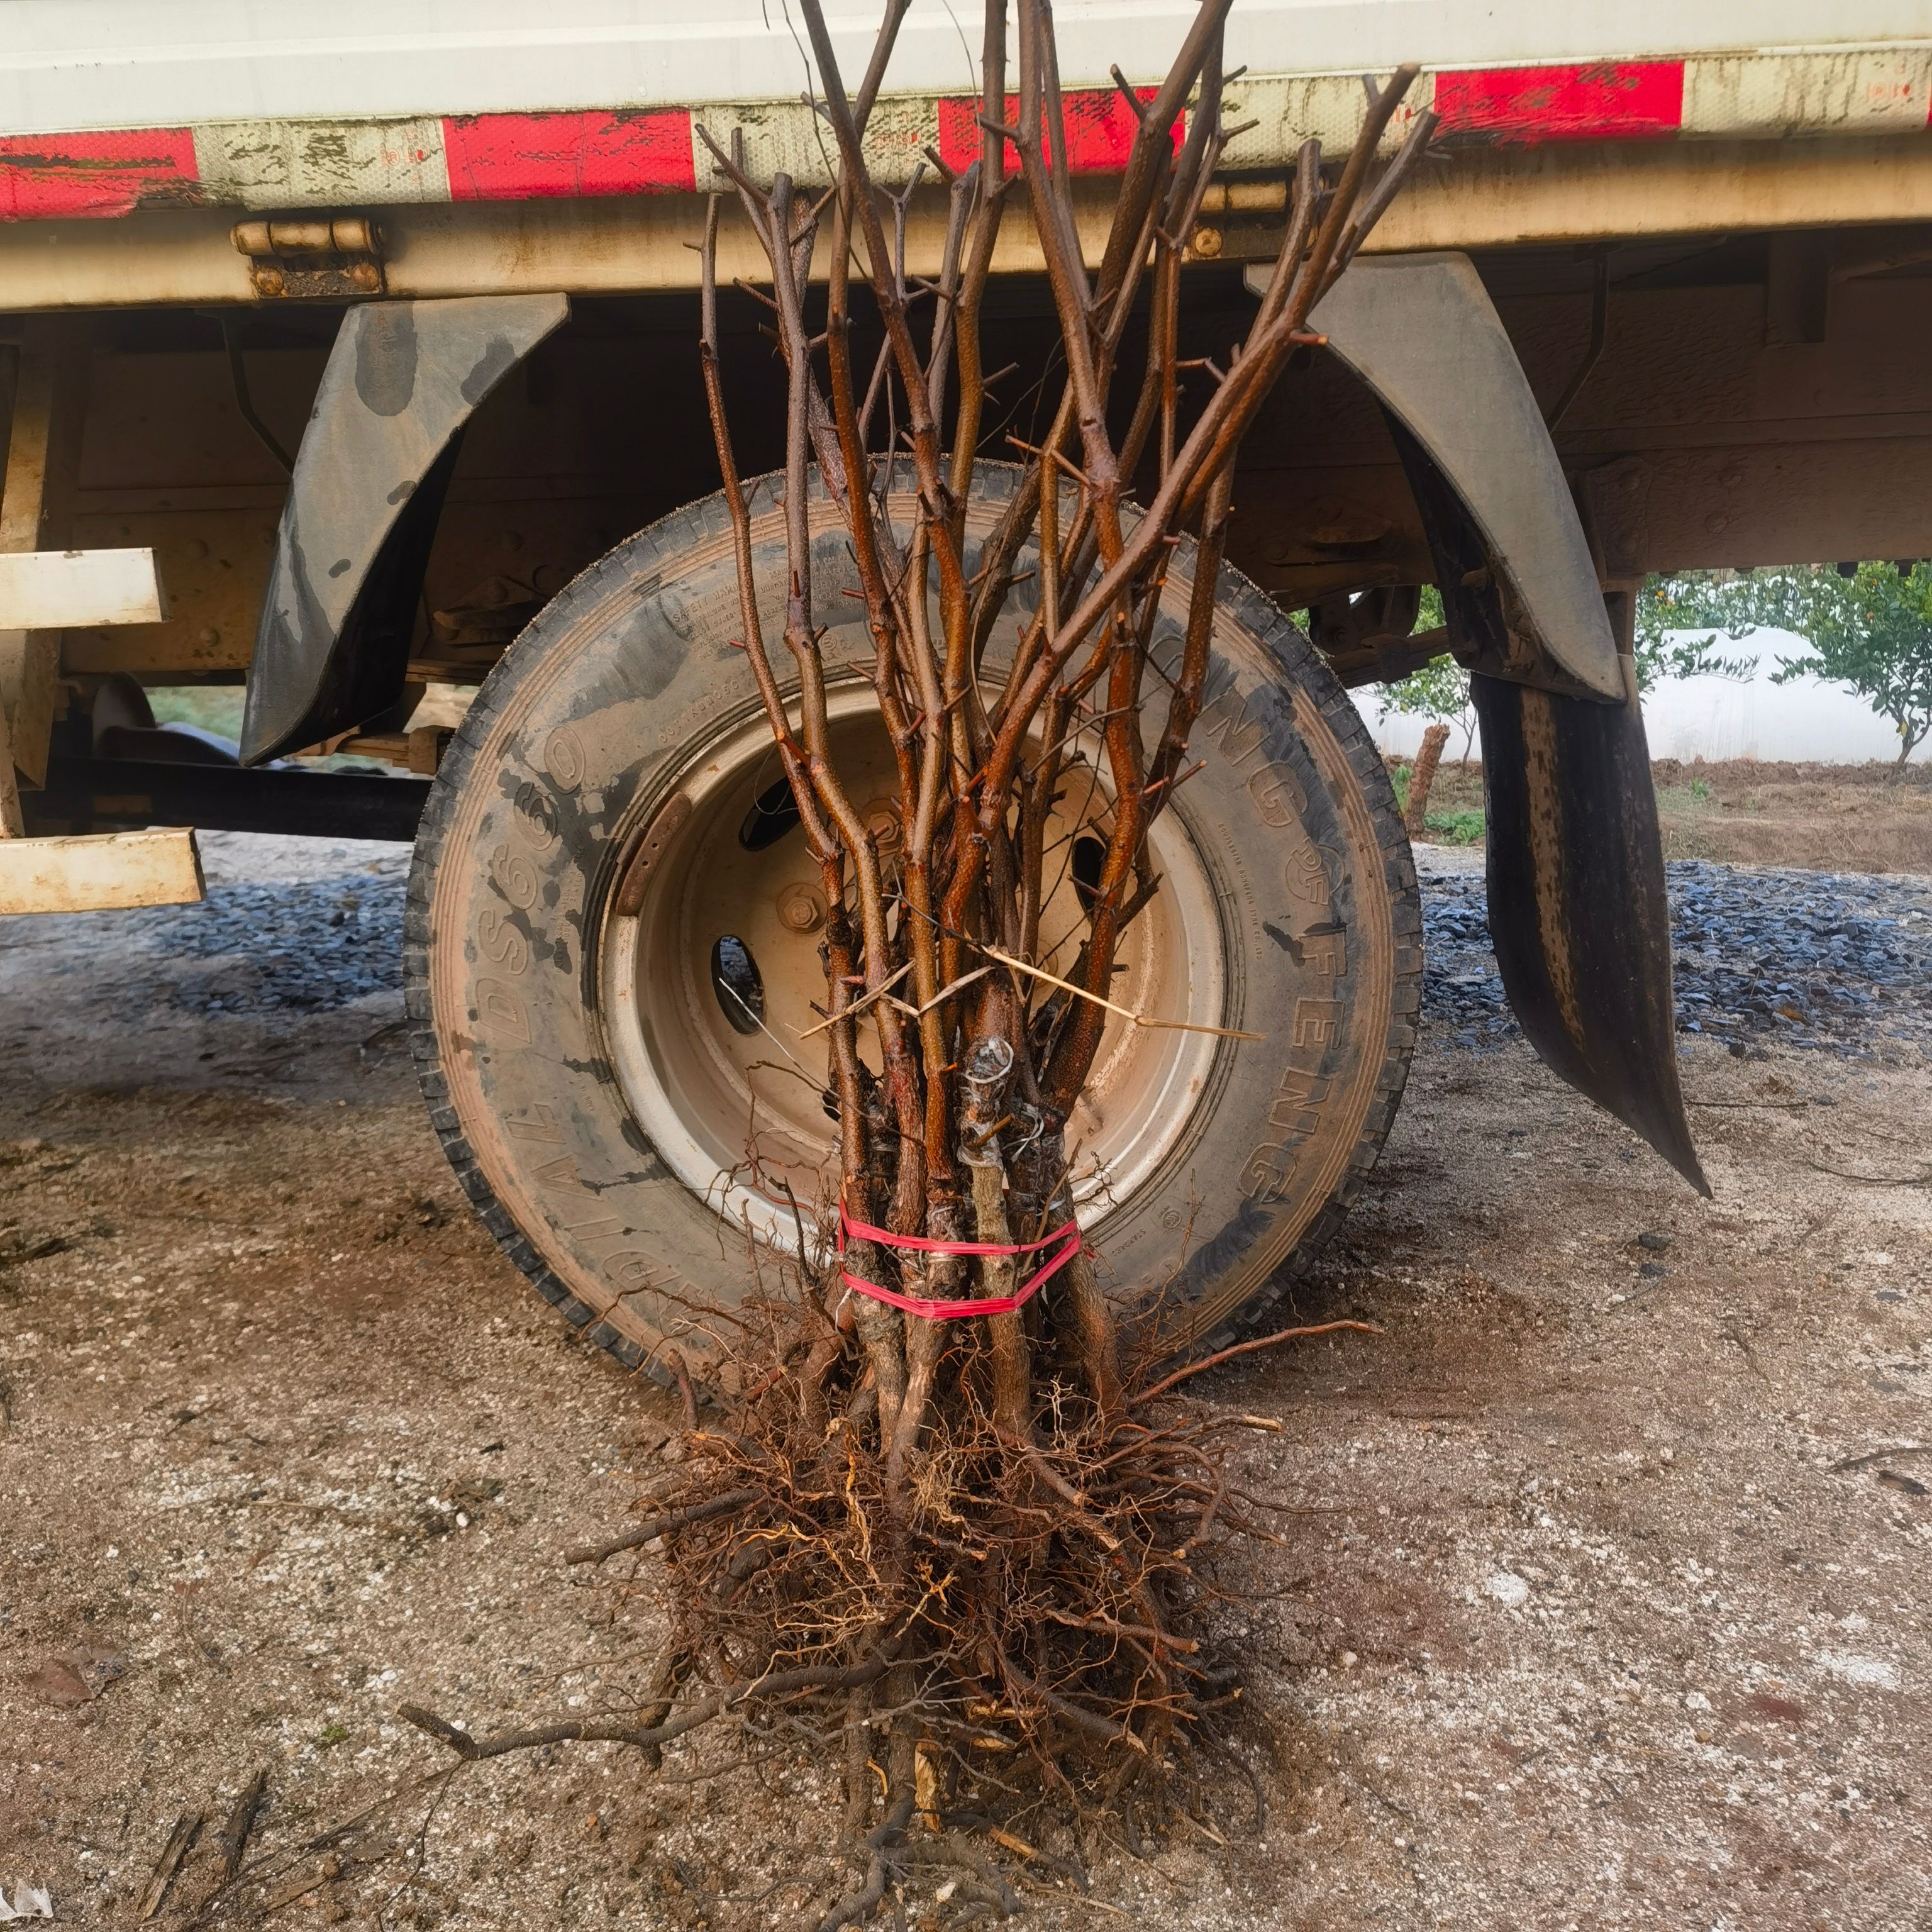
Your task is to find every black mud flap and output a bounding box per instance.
[1472,672,1709,1196]
[240,292,570,765]
[1296,250,1706,1194]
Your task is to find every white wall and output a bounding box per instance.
[1363,628,1931,767]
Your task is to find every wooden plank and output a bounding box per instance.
[0,694,22,835]
[64,505,277,674]
[0,826,204,914]
[0,317,90,790]
[0,331,58,557]
[0,548,166,628]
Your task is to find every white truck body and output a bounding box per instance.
[0,0,1928,255]
[2,1,1929,130]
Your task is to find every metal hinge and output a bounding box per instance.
[230,218,386,301]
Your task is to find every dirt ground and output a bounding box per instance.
[1411,758,1932,874]
[3,834,1930,1931]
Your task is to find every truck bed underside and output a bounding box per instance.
[19,229,1931,719]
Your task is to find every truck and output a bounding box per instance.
[2,1,1928,1368]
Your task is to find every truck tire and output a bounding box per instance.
[406,465,1419,1370]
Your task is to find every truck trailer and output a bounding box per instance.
[2,0,1929,1364]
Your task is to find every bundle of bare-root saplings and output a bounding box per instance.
[406,2,1431,1919]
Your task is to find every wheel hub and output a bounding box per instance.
[598,686,1229,1251]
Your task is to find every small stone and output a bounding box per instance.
[1813,1652,1900,1690]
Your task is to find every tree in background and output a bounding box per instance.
[1374,579,1758,832]
[1633,582,1758,692]
[1379,637,1474,764]
[1638,562,1932,769]
[1377,586,1471,769]
[1377,648,1467,835]
[1375,574,1761,787]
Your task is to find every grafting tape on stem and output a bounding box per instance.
[838,1205,1081,1319]
[959,1035,1016,1167]
[962,1036,1014,1088]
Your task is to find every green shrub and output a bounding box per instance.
[1424,808,1485,845]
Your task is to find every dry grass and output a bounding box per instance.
[1651,760,1932,872]
[1385,757,1932,874]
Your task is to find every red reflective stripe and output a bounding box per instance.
[935,87,1169,177]
[1433,62,1685,144]
[441,109,697,200]
[0,128,199,221]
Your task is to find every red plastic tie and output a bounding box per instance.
[838,1206,1082,1320]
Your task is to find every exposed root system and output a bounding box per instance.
[401,1272,1365,1924]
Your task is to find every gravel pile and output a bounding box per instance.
[26,841,1925,1060]
[1423,860,1932,1060]
[143,875,408,1013]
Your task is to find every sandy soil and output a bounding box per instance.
[2,836,1929,1930]
[1408,760,1932,875]
[1651,762,1932,874]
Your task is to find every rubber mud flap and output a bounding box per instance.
[1472,670,1708,1194]
[406,466,1421,1371]
[243,292,570,764]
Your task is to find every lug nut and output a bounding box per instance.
[859,797,902,851]
[776,882,826,933]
